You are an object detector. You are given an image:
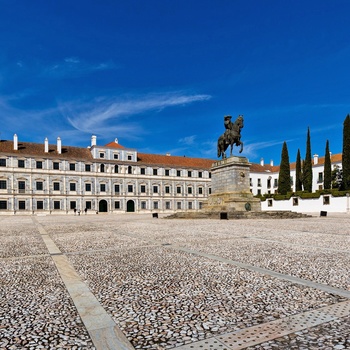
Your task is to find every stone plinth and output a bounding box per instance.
[205,156,261,212]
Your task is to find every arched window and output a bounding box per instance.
[114,165,119,173]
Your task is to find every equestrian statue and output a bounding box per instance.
[217,115,244,159]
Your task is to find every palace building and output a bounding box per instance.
[0,134,343,214]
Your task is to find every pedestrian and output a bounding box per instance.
[84,208,87,215]
[74,208,77,216]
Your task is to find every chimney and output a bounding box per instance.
[260,158,264,166]
[57,137,62,154]
[44,138,49,153]
[91,135,97,147]
[313,154,318,165]
[13,134,18,150]
[270,159,274,166]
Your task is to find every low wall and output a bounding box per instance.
[261,194,350,213]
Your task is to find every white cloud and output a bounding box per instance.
[63,92,211,136]
[178,135,196,145]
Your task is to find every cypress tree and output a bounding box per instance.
[303,127,313,192]
[295,149,302,191]
[278,141,291,195]
[323,140,331,190]
[341,114,350,190]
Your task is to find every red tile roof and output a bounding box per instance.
[104,141,125,149]
[137,153,215,169]
[0,140,93,161]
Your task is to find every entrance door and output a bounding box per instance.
[99,199,108,212]
[127,200,135,212]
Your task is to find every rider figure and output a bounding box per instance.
[224,115,233,145]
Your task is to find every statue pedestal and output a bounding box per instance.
[204,156,261,213]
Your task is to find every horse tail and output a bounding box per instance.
[217,137,222,158]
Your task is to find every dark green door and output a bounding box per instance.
[127,200,135,212]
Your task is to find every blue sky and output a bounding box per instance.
[1,1,349,164]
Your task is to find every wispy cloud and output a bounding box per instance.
[42,57,116,78]
[243,139,287,159]
[63,92,211,137]
[178,135,196,145]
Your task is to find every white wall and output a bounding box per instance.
[261,195,350,213]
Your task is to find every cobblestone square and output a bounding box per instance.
[1,214,350,349]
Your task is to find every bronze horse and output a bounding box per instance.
[217,115,244,159]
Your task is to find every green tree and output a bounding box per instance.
[295,149,302,191]
[278,141,291,195]
[323,140,331,190]
[332,165,342,189]
[302,127,313,192]
[341,114,350,190]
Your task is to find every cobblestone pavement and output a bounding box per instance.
[0,213,350,349]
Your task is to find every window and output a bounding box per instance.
[114,154,119,160]
[0,201,7,210]
[177,202,182,210]
[188,171,192,177]
[18,181,25,193]
[70,201,76,210]
[85,183,91,192]
[257,189,261,195]
[19,201,25,210]
[128,166,132,174]
[100,184,106,192]
[199,202,203,210]
[36,161,43,169]
[85,164,91,172]
[140,168,146,175]
[274,179,278,187]
[176,186,181,194]
[100,164,105,173]
[188,187,192,194]
[99,152,105,158]
[69,163,76,171]
[127,155,132,161]
[54,201,60,210]
[177,170,181,177]
[36,181,43,191]
[188,202,193,210]
[53,182,60,191]
[0,159,6,167]
[153,185,158,193]
[0,180,6,189]
[165,186,170,194]
[209,172,211,178]
[53,162,59,170]
[257,178,261,187]
[267,178,271,188]
[198,187,203,195]
[318,172,323,183]
[323,196,330,205]
[198,171,202,178]
[37,201,43,210]
[153,168,158,176]
[209,188,211,194]
[165,169,170,176]
[250,178,253,186]
[153,202,159,209]
[114,165,119,173]
[166,201,171,210]
[70,183,76,191]
[141,201,146,209]
[128,185,133,193]
[115,184,120,193]
[140,185,146,193]
[115,201,120,209]
[18,159,25,168]
[85,201,92,210]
